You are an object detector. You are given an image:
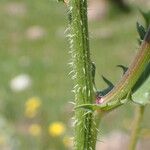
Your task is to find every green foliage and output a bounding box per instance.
[117,65,128,74]
[133,75,150,105]
[136,22,146,44]
[132,11,150,106]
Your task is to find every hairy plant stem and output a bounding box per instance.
[68,0,97,149]
[128,105,145,150]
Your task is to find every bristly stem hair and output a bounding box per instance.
[67,0,97,150]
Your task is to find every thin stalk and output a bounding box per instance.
[75,27,150,112]
[67,0,98,150]
[100,27,150,105]
[128,105,145,150]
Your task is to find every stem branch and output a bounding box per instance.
[101,27,150,104]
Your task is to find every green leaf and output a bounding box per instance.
[91,62,96,87]
[132,76,150,106]
[136,22,146,40]
[101,75,114,87]
[75,97,129,111]
[117,65,128,75]
[132,62,150,92]
[75,104,101,111]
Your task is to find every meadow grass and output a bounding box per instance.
[0,0,149,149]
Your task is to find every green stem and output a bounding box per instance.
[76,28,150,112]
[68,0,97,149]
[101,28,150,104]
[128,106,145,150]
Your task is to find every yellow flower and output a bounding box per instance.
[29,124,41,136]
[63,136,73,148]
[48,122,65,137]
[25,97,41,118]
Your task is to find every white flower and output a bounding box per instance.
[10,74,31,92]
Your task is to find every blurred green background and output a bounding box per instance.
[0,0,150,149]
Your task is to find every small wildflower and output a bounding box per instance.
[25,97,41,118]
[10,74,31,92]
[48,122,65,137]
[29,124,41,136]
